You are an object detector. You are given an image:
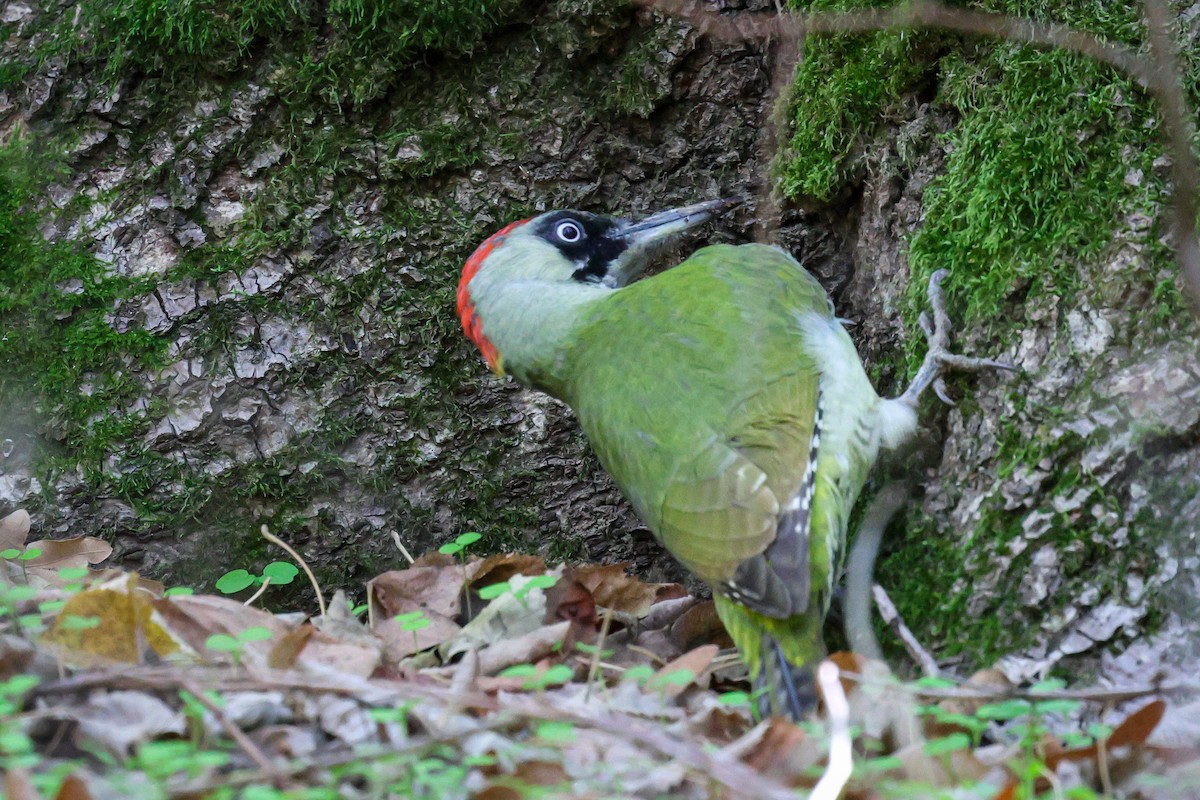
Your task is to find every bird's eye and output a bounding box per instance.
[554,220,584,243]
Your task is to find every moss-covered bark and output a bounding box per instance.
[780,0,1200,676]
[0,0,779,599]
[2,0,1197,679]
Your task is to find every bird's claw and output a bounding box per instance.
[898,271,1017,408]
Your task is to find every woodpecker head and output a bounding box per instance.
[457,197,741,377]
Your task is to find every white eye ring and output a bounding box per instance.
[555,220,584,243]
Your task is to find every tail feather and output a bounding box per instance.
[714,593,824,721]
[759,636,818,720]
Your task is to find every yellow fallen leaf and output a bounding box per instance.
[42,574,177,663]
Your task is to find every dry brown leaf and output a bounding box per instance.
[268,624,316,669]
[70,690,186,757]
[640,595,700,631]
[569,563,686,617]
[650,644,719,698]
[438,574,550,663]
[686,692,753,742]
[375,612,460,663]
[155,593,290,665]
[371,563,465,620]
[0,509,31,552]
[0,634,34,678]
[1109,699,1167,748]
[828,651,867,697]
[543,574,596,627]
[475,620,571,675]
[298,635,382,679]
[410,550,456,569]
[669,601,733,650]
[468,553,546,589]
[740,718,825,786]
[52,774,92,800]
[512,760,570,788]
[1045,699,1168,773]
[43,575,177,663]
[24,536,112,570]
[473,786,522,800]
[4,769,41,800]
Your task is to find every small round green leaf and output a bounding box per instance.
[437,542,463,556]
[215,569,255,594]
[524,575,557,590]
[455,532,482,547]
[59,615,101,631]
[261,562,299,585]
[164,586,194,597]
[717,690,752,706]
[238,626,274,642]
[923,732,971,756]
[0,549,19,559]
[498,664,538,678]
[205,633,242,652]
[17,548,42,561]
[476,582,510,600]
[535,720,576,742]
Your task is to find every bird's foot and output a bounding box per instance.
[897,270,1018,408]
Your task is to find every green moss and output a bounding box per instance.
[904,40,1162,343]
[0,139,168,472]
[778,0,939,202]
[10,0,708,588]
[778,0,1191,665]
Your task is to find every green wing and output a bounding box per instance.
[565,244,835,619]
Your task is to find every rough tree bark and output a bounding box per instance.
[0,0,1197,682]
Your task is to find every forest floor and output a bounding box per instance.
[0,508,1195,800]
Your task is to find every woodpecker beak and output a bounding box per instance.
[606,196,744,287]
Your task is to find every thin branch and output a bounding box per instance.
[504,694,800,800]
[642,0,1156,85]
[241,576,271,607]
[389,530,415,565]
[179,679,280,778]
[811,660,853,800]
[260,525,327,618]
[585,605,613,701]
[843,481,911,662]
[645,0,1200,311]
[1142,0,1200,312]
[873,583,940,677]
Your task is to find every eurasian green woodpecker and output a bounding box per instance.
[457,198,986,718]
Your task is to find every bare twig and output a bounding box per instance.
[179,679,280,778]
[642,0,1155,86]
[843,481,911,662]
[241,576,271,607]
[1142,0,1200,311]
[390,531,415,564]
[646,0,1200,312]
[834,670,1192,704]
[504,694,799,800]
[811,660,853,800]
[260,525,327,618]
[1098,699,1116,797]
[873,583,940,677]
[585,605,613,701]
